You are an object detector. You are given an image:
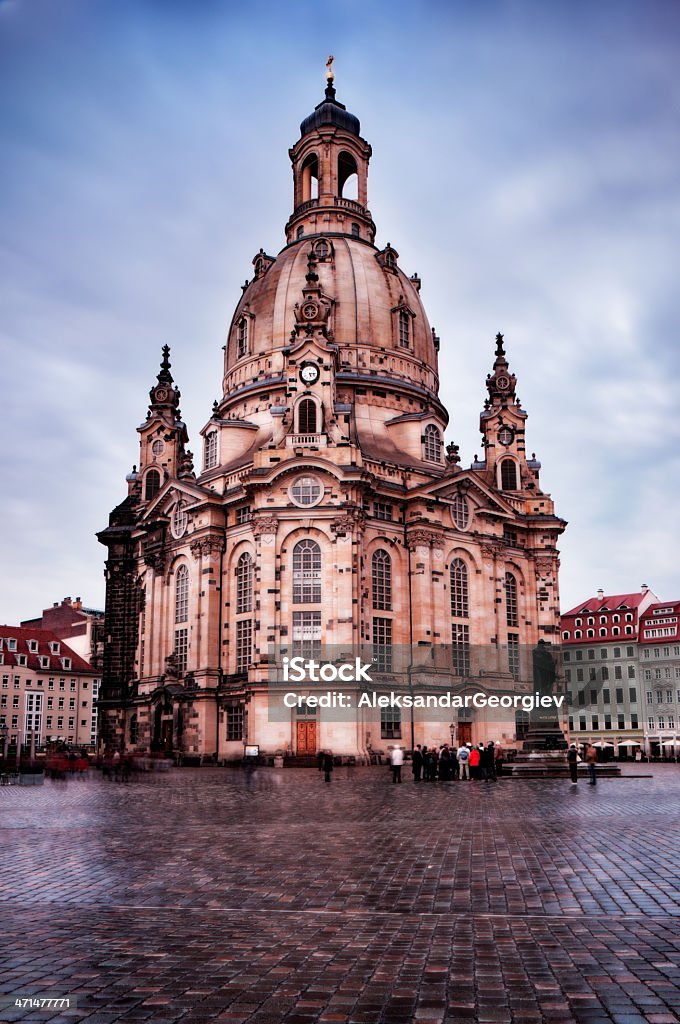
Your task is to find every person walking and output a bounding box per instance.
[411,744,423,783]
[585,743,597,785]
[567,743,579,785]
[457,743,470,780]
[390,745,404,784]
[320,749,334,783]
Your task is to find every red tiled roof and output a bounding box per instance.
[0,625,96,674]
[562,593,648,617]
[638,600,680,644]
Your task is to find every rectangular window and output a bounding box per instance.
[372,617,393,673]
[452,624,470,676]
[568,716,574,730]
[648,717,654,729]
[373,502,393,521]
[235,620,253,673]
[226,705,244,742]
[589,668,597,682]
[590,688,597,704]
[613,647,621,658]
[68,698,75,710]
[658,716,665,729]
[646,691,653,704]
[174,628,188,675]
[615,688,623,704]
[575,651,583,661]
[564,669,572,683]
[628,665,635,678]
[1,675,7,688]
[644,669,652,681]
[12,695,19,709]
[292,611,322,660]
[604,714,611,730]
[398,309,410,348]
[602,688,610,704]
[235,505,251,525]
[58,698,64,709]
[592,714,599,729]
[507,633,520,680]
[656,689,663,702]
[576,668,584,682]
[578,690,585,706]
[631,714,638,729]
[601,667,609,681]
[614,665,622,679]
[617,714,625,729]
[579,715,586,730]
[380,705,401,739]
[669,715,675,729]
[588,650,595,660]
[204,431,218,470]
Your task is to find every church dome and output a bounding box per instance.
[223,235,439,400]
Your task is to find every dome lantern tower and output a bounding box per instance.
[285,58,376,244]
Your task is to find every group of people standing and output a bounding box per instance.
[390,742,503,783]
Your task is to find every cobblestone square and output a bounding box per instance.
[1,766,680,1024]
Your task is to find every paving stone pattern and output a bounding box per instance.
[1,766,679,1024]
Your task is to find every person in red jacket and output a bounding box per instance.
[469,744,481,779]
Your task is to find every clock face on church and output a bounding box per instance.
[498,426,514,446]
[299,362,320,385]
[496,375,511,392]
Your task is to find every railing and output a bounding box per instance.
[286,433,327,447]
[291,198,368,218]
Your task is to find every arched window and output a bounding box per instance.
[500,459,518,490]
[237,317,248,359]
[451,494,470,530]
[450,559,469,619]
[235,552,253,614]
[204,431,218,470]
[338,151,358,199]
[293,539,321,604]
[144,469,160,501]
[398,310,410,348]
[298,398,317,434]
[505,572,518,628]
[423,424,442,463]
[372,549,392,611]
[301,153,319,202]
[175,565,189,624]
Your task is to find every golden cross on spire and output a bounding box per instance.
[326,55,335,83]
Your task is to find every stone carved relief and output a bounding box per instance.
[331,508,365,535]
[405,529,444,551]
[480,541,505,559]
[534,556,559,578]
[252,515,279,538]
[190,536,226,560]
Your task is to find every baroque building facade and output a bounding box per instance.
[98,76,566,760]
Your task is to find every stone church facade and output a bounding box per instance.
[98,76,566,760]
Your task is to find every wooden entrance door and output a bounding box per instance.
[458,722,472,746]
[296,721,317,755]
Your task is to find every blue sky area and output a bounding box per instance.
[1,0,679,623]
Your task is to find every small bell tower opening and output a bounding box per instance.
[338,151,358,200]
[301,153,319,202]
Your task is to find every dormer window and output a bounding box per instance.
[575,630,582,639]
[204,431,218,470]
[398,310,410,348]
[145,469,161,501]
[6,639,16,652]
[500,458,518,490]
[423,424,442,463]
[40,656,50,669]
[49,641,60,655]
[562,631,570,640]
[237,317,248,359]
[16,654,27,666]
[61,657,72,670]
[599,615,607,624]
[28,640,39,654]
[385,250,396,269]
[587,617,595,626]
[575,618,582,627]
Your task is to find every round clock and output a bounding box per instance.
[300,362,320,386]
[302,301,318,320]
[496,375,510,391]
[498,426,514,446]
[155,387,168,402]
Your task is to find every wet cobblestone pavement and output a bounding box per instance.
[1,766,679,1024]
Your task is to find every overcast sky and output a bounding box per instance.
[1,0,679,625]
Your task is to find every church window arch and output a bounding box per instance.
[450,559,469,619]
[301,152,319,202]
[398,309,410,348]
[500,458,518,490]
[505,572,518,628]
[175,564,189,624]
[293,539,322,604]
[144,469,161,502]
[351,222,360,238]
[372,549,392,611]
[338,151,358,199]
[204,431,218,470]
[237,317,248,359]
[296,397,320,435]
[289,475,323,508]
[235,552,253,615]
[423,424,442,463]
